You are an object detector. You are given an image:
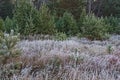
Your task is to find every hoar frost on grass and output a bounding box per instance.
[13,38,120,80]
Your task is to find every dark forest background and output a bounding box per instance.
[0,0,120,40]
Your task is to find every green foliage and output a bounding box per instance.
[0,30,20,64]
[107,45,112,54]
[4,16,20,34]
[86,0,120,17]
[1,16,18,34]
[0,0,13,19]
[36,4,56,35]
[55,17,65,33]
[48,0,85,19]
[0,30,21,78]
[24,16,36,35]
[1,0,119,37]
[14,1,55,35]
[0,30,3,37]
[101,0,120,17]
[13,0,37,35]
[104,16,120,34]
[56,12,78,36]
[76,33,83,38]
[81,14,109,40]
[54,32,67,41]
[0,18,4,31]
[77,8,86,32]
[4,16,14,33]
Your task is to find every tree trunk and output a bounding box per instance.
[88,0,92,15]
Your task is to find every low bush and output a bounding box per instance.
[54,32,67,41]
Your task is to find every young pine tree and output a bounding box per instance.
[0,30,20,64]
[4,16,14,33]
[56,12,78,36]
[82,14,109,40]
[13,0,37,35]
[36,4,56,35]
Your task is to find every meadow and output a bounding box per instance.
[1,35,120,80]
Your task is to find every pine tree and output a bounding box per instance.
[13,0,38,35]
[36,4,56,35]
[56,12,78,36]
[0,30,20,64]
[4,16,14,33]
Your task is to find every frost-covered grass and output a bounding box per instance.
[1,37,120,80]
